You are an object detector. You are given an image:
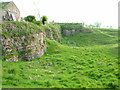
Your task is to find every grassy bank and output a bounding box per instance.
[2,28,119,88]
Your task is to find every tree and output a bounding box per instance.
[24,15,36,22]
[41,16,48,25]
[94,22,101,28]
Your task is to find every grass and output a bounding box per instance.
[2,28,119,88]
[2,21,61,37]
[2,21,61,60]
[60,23,83,30]
[61,28,118,47]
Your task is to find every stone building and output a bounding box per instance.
[1,1,21,21]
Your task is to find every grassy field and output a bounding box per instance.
[2,28,119,88]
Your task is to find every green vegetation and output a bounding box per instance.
[24,15,36,22]
[2,21,44,37]
[44,24,61,41]
[61,28,118,47]
[24,15,47,26]
[60,23,84,30]
[41,16,48,25]
[24,15,48,26]
[2,21,60,37]
[33,21,42,26]
[2,21,61,61]
[2,27,119,88]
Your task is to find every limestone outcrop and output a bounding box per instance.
[1,32,46,61]
[1,22,92,61]
[44,25,62,42]
[62,29,92,36]
[1,22,46,61]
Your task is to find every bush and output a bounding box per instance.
[41,16,48,25]
[24,15,36,22]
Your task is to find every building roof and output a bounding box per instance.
[2,1,20,13]
[3,1,13,6]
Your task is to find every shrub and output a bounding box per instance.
[24,15,36,22]
[41,16,48,25]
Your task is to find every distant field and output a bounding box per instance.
[2,28,119,88]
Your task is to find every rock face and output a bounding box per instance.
[60,23,92,36]
[62,29,92,36]
[44,25,62,42]
[2,22,92,61]
[1,21,48,61]
[1,32,46,61]
[45,29,61,41]
[1,22,62,61]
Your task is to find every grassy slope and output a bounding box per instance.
[61,28,118,47]
[2,28,119,88]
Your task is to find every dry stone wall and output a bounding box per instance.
[2,22,91,61]
[1,21,48,61]
[44,25,62,42]
[1,32,46,61]
[62,29,92,36]
[1,21,62,61]
[45,29,61,41]
[60,23,92,36]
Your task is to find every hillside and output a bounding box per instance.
[1,21,61,61]
[61,28,118,47]
[2,28,119,88]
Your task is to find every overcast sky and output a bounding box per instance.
[1,0,119,28]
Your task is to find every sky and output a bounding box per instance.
[1,0,119,28]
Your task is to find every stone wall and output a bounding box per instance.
[1,32,46,61]
[1,21,62,61]
[44,25,62,42]
[2,22,92,61]
[60,23,93,36]
[62,28,92,36]
[1,21,48,61]
[45,29,61,41]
